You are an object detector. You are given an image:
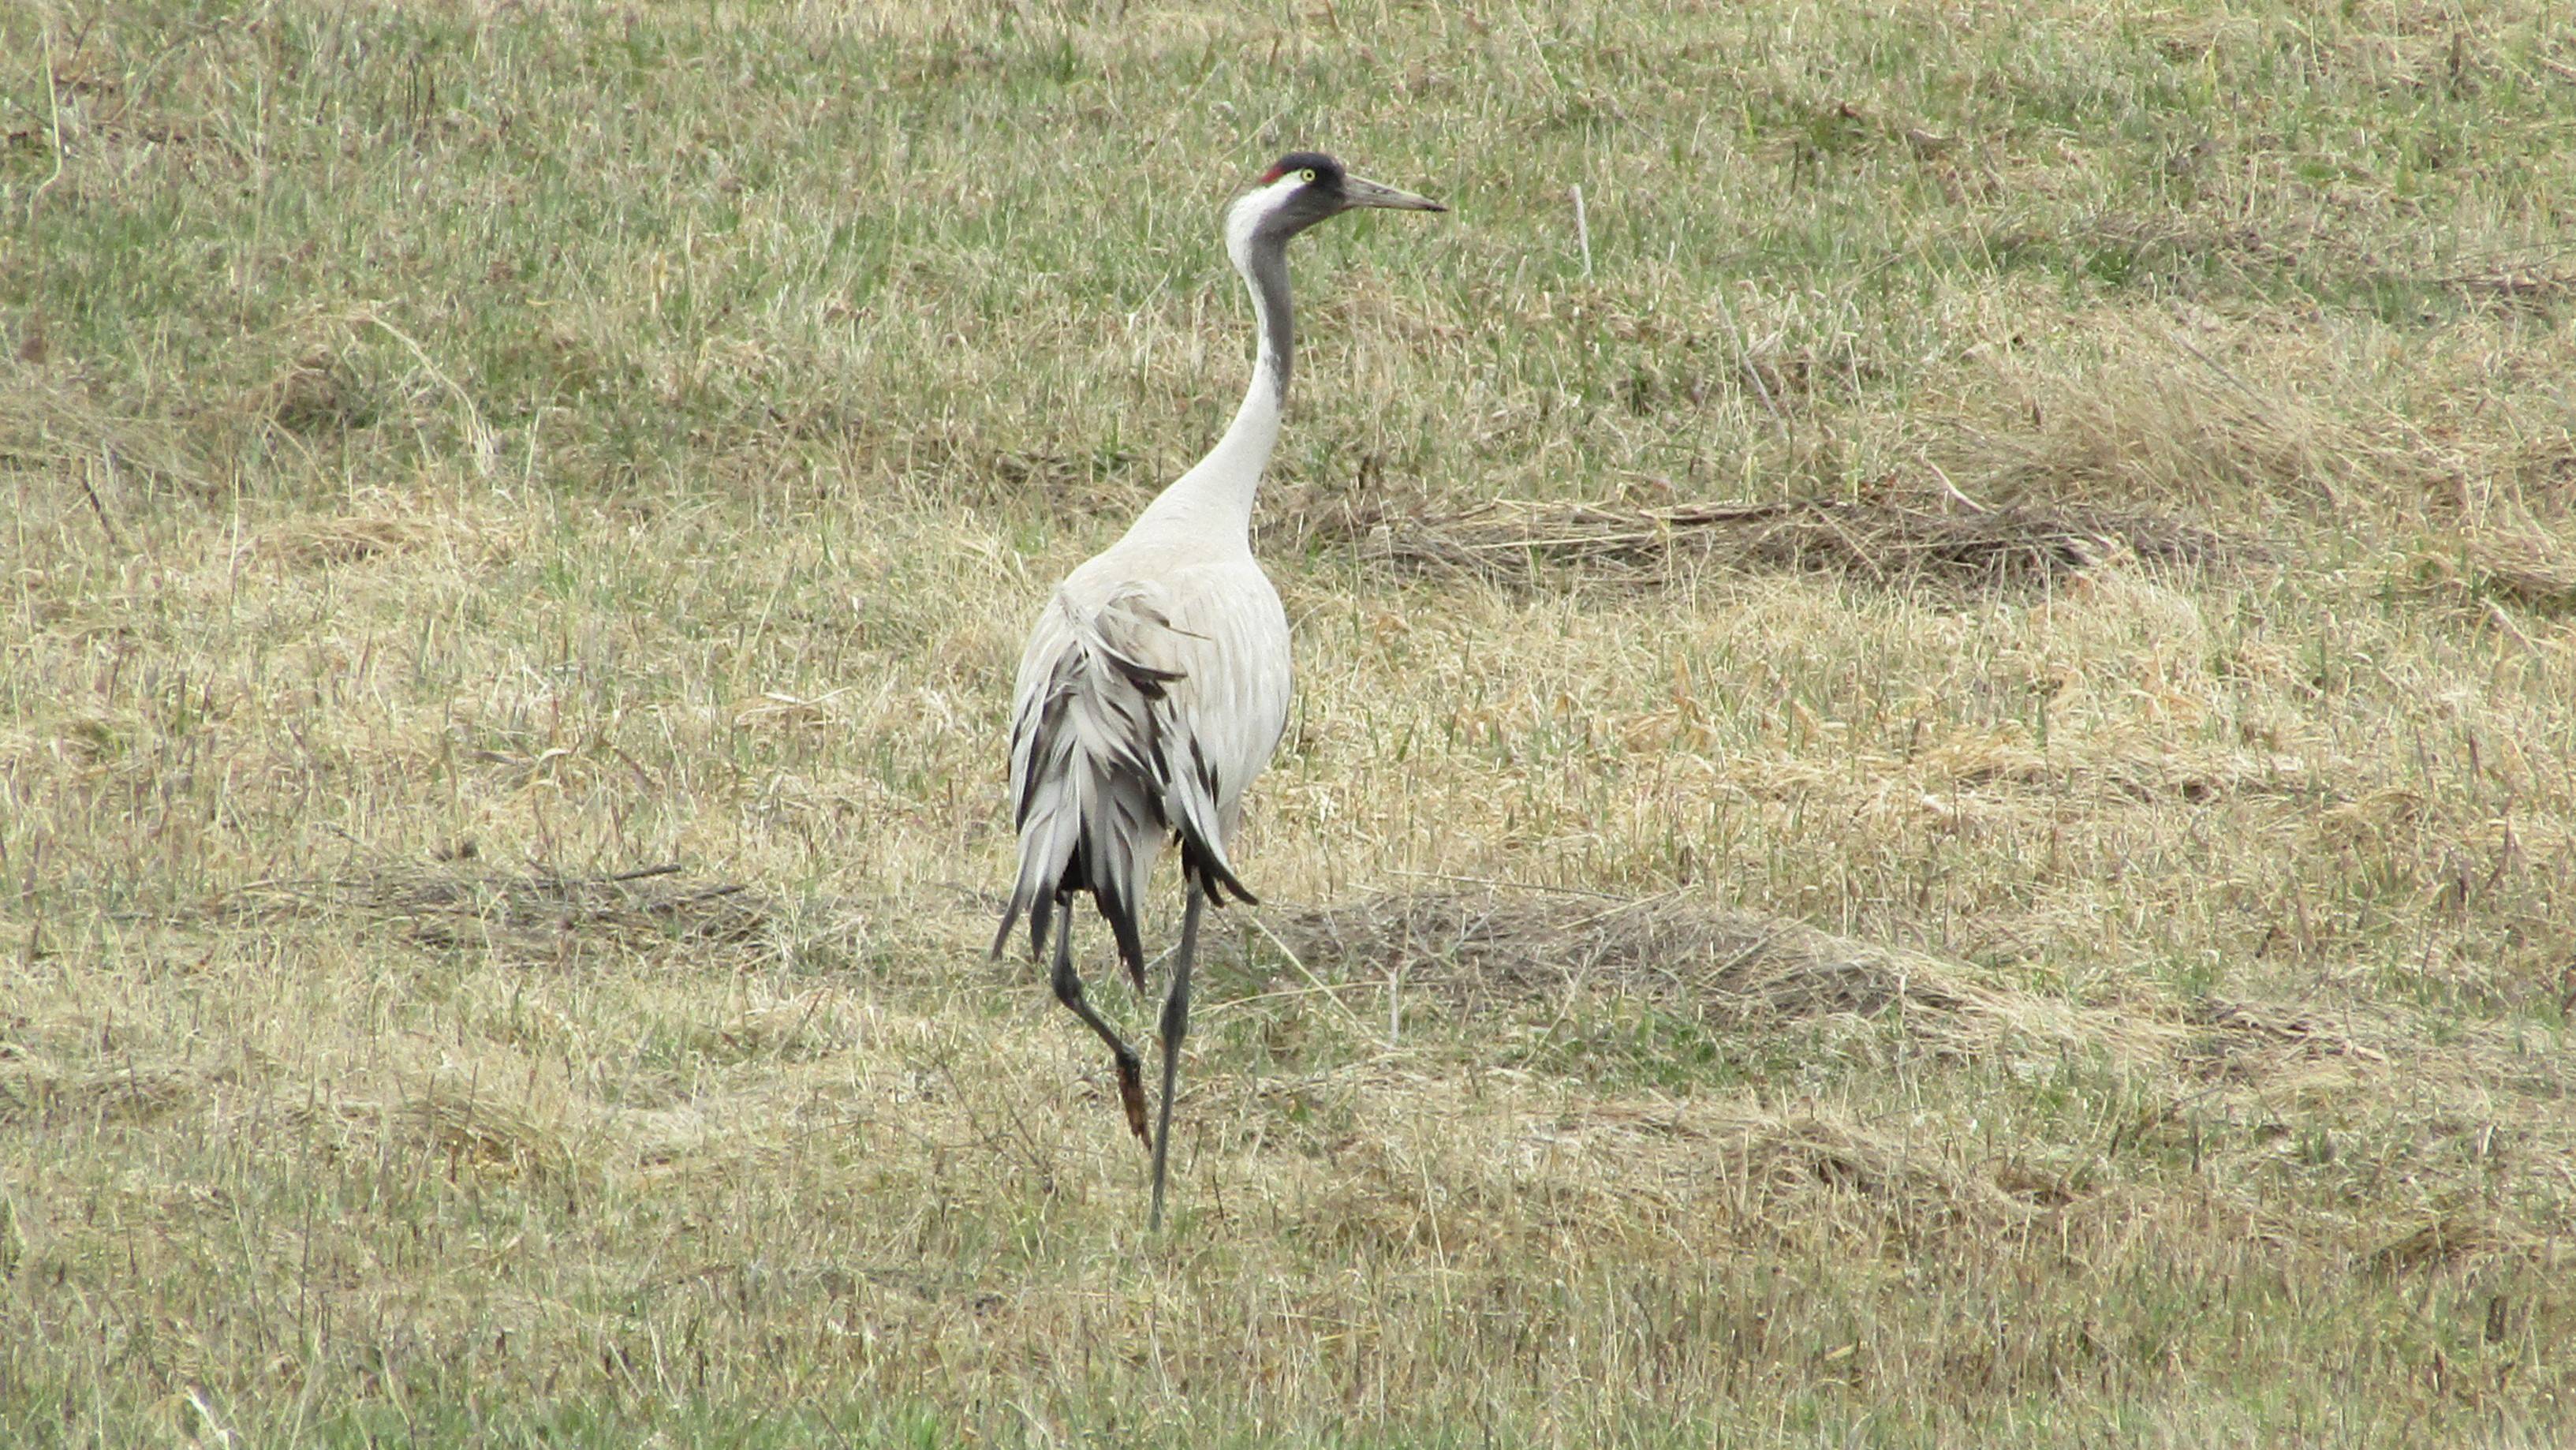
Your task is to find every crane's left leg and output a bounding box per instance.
[1050,919,1150,1146]
[1148,880,1204,1231]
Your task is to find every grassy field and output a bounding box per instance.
[6,0,2576,1443]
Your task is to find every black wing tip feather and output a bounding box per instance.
[1107,654,1183,696]
[1003,861,1150,992]
[996,851,1252,992]
[990,891,1048,962]
[1180,832,1258,908]
[1097,882,1151,992]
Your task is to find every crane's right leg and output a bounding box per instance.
[1050,917,1151,1146]
[1148,881,1204,1232]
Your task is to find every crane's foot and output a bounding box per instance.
[1114,1056,1151,1148]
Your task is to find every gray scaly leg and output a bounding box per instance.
[1150,883,1204,1230]
[1050,916,1149,1146]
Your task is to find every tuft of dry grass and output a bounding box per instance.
[232,859,784,964]
[2426,531,2576,616]
[1302,479,2234,593]
[1265,884,2175,1065]
[1946,318,2463,518]
[0,1048,225,1127]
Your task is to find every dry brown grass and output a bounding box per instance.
[7,0,2576,1444]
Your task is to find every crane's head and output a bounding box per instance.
[1226,152,1445,260]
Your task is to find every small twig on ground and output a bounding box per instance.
[77,452,125,554]
[606,863,685,883]
[1917,450,1991,514]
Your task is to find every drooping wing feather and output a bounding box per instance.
[992,560,1291,988]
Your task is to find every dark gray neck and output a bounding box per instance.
[1245,231,1293,400]
[1122,200,1301,541]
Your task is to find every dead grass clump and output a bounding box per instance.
[248,513,435,569]
[1960,329,2449,512]
[1988,211,2313,298]
[266,1069,602,1187]
[1261,887,2162,1062]
[389,1071,592,1186]
[693,993,852,1063]
[2408,532,2576,615]
[1547,1098,2047,1229]
[894,421,1155,519]
[0,369,209,505]
[1268,888,1950,1015]
[236,861,777,966]
[2436,262,2576,313]
[258,348,379,435]
[2182,996,2392,1084]
[0,1048,222,1126]
[2044,1179,2322,1264]
[2368,1213,2546,1273]
[1299,479,2229,593]
[1299,1089,2042,1262]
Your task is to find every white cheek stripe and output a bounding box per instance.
[1224,174,1308,271]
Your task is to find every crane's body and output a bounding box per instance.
[1000,551,1288,981]
[993,154,1444,1228]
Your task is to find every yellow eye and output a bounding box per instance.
[1297,168,1316,183]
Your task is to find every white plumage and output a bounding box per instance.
[991,152,1444,1228]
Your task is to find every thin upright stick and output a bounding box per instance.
[1571,185,1593,280]
[28,20,65,226]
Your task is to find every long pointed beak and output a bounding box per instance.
[1341,174,1447,213]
